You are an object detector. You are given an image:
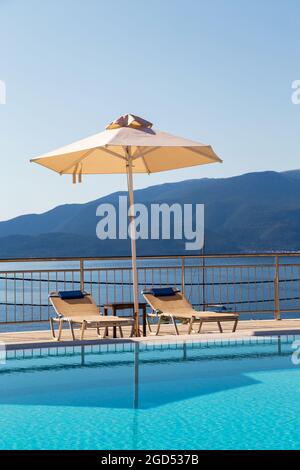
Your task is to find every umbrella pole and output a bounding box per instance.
[126,148,140,337]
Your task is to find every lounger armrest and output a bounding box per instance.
[152,309,162,315]
[50,313,64,319]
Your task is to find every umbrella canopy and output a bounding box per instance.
[31,114,221,179]
[31,114,222,335]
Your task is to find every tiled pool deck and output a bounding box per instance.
[1,319,300,350]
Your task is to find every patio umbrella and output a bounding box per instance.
[31,114,222,335]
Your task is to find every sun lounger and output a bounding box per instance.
[142,287,239,335]
[49,290,135,341]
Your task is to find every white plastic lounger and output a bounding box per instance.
[49,291,134,341]
[142,287,239,336]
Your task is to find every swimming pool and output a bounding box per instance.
[0,336,300,450]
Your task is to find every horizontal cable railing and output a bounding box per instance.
[0,253,300,324]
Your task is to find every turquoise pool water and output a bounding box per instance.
[0,337,300,450]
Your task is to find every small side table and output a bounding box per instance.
[103,302,147,338]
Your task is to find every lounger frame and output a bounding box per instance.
[143,291,239,336]
[49,292,134,341]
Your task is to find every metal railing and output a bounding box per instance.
[0,252,300,325]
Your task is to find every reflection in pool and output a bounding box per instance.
[0,337,299,450]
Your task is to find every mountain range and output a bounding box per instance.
[1,169,300,258]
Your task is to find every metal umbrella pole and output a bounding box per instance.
[125,146,140,336]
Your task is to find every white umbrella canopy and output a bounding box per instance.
[31,114,221,178]
[31,114,222,335]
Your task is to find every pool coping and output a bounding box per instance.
[2,327,300,351]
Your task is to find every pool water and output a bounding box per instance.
[0,337,300,450]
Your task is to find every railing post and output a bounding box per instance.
[181,256,185,295]
[80,258,85,291]
[202,254,206,311]
[274,255,281,320]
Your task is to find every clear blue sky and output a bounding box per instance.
[0,0,299,220]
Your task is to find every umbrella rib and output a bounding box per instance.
[132,146,159,159]
[131,147,151,174]
[140,155,151,174]
[101,147,127,161]
[59,148,96,174]
[183,146,223,162]
[59,146,127,175]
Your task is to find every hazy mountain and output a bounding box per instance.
[0,170,300,258]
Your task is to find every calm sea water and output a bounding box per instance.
[0,337,299,450]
